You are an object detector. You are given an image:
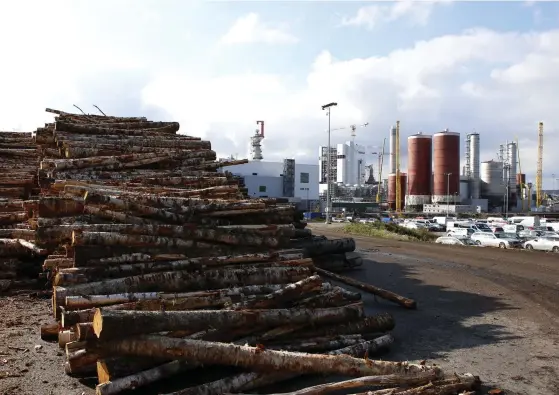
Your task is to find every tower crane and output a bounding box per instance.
[536,122,544,208]
[395,120,402,214]
[331,122,369,142]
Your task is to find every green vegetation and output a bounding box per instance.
[343,222,437,242]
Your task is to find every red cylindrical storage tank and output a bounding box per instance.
[387,173,407,210]
[407,134,432,206]
[432,130,460,203]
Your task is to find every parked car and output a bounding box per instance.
[470,232,521,249]
[447,228,474,237]
[403,221,425,230]
[523,237,559,252]
[435,236,478,246]
[416,219,444,232]
[518,229,544,240]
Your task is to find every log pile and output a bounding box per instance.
[0,108,479,394]
[0,131,45,292]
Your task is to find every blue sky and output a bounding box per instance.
[1,0,558,187]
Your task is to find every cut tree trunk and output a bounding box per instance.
[95,360,190,395]
[54,257,313,285]
[92,303,364,341]
[40,322,60,341]
[96,357,172,384]
[227,275,323,310]
[315,268,417,309]
[65,348,100,377]
[158,336,398,395]
[53,266,310,317]
[233,370,440,395]
[74,322,96,341]
[93,336,435,387]
[64,284,289,310]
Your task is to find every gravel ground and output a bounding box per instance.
[311,223,559,395]
[1,223,557,395]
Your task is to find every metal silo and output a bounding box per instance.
[433,130,460,204]
[389,126,397,174]
[481,160,505,207]
[466,133,480,199]
[388,173,406,210]
[407,134,432,208]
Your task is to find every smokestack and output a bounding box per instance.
[389,126,397,174]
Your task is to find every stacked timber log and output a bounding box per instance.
[0,131,45,292]
[28,108,479,394]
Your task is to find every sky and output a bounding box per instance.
[1,0,559,188]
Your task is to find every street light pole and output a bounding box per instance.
[322,102,338,224]
[445,172,452,217]
[553,173,556,191]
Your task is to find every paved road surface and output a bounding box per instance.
[310,223,559,395]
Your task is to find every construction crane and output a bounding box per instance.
[536,122,544,208]
[331,122,369,142]
[395,120,402,214]
[515,136,525,211]
[364,142,388,203]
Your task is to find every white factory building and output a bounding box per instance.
[318,140,367,194]
[223,160,320,201]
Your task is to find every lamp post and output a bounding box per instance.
[553,173,556,192]
[445,172,452,217]
[322,102,338,224]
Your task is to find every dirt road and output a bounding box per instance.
[311,223,559,395]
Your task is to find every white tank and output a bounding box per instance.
[389,126,397,174]
[481,160,505,197]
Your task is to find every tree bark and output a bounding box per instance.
[40,322,60,341]
[269,334,366,353]
[64,284,289,310]
[285,313,396,341]
[75,322,96,341]
[65,348,99,377]
[227,275,323,310]
[234,371,439,395]
[158,337,399,395]
[92,303,364,341]
[61,308,96,327]
[55,257,313,285]
[53,266,311,316]
[94,335,433,380]
[36,197,85,218]
[0,212,28,225]
[95,360,189,395]
[96,356,173,384]
[54,119,177,132]
[315,268,417,309]
[0,229,35,240]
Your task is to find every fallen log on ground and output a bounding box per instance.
[315,268,417,309]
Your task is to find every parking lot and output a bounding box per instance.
[311,222,559,394]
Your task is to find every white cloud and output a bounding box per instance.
[1,1,559,189]
[220,13,298,45]
[341,0,450,29]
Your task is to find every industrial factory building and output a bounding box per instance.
[318,140,367,189]
[224,160,319,203]
[384,125,529,214]
[219,121,319,210]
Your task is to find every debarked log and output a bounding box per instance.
[97,334,433,383]
[92,303,364,340]
[315,268,417,310]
